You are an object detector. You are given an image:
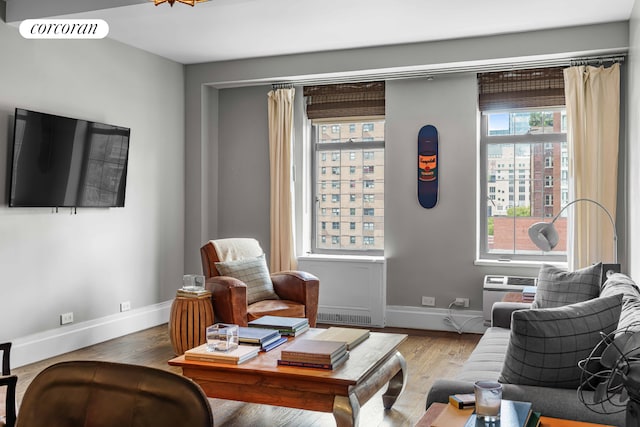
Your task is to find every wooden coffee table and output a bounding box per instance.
[169,329,407,427]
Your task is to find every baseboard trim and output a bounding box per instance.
[385,305,486,334]
[12,300,172,368]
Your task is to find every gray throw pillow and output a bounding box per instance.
[499,293,622,389]
[600,273,640,333]
[532,263,602,309]
[215,254,279,305]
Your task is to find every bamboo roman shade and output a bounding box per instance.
[478,67,565,111]
[303,81,385,120]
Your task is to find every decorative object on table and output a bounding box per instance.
[417,124,439,209]
[183,274,205,290]
[184,343,259,365]
[206,323,239,352]
[248,315,309,337]
[578,321,640,427]
[169,292,214,355]
[474,380,502,422]
[278,339,348,370]
[527,198,618,262]
[313,327,370,350]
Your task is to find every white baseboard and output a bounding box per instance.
[385,305,486,334]
[12,301,172,368]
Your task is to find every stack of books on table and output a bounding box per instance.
[176,287,211,298]
[184,343,259,364]
[237,326,287,352]
[248,315,309,337]
[522,286,537,303]
[431,398,540,427]
[277,339,348,370]
[313,326,370,350]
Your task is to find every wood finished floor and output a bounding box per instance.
[12,324,480,426]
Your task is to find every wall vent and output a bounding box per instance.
[317,311,372,327]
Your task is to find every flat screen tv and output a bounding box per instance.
[9,108,130,208]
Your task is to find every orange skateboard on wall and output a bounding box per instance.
[418,125,438,208]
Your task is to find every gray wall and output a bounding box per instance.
[0,21,185,340]
[186,22,630,312]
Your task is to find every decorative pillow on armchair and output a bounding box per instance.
[499,293,622,389]
[532,262,602,309]
[215,254,280,305]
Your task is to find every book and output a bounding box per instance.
[526,411,541,427]
[248,315,309,333]
[313,327,370,350]
[277,352,349,370]
[522,286,537,303]
[280,339,347,364]
[238,326,280,344]
[463,400,532,427]
[176,288,211,298]
[449,393,476,409]
[285,324,309,337]
[184,343,259,364]
[261,336,288,352]
[537,417,615,427]
[431,403,474,427]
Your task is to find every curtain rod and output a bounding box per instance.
[272,83,294,89]
[569,54,625,67]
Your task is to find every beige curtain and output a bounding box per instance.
[563,64,620,269]
[267,88,297,272]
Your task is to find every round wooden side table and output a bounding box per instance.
[169,291,214,355]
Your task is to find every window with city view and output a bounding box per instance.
[312,120,384,253]
[480,109,568,262]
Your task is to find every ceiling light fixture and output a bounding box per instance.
[152,0,209,7]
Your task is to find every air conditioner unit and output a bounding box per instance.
[483,275,536,326]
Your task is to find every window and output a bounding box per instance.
[363,222,374,231]
[321,222,326,230]
[321,194,326,202]
[481,110,567,262]
[307,82,385,254]
[321,167,326,175]
[479,67,568,263]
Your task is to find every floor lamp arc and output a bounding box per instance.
[527,198,618,263]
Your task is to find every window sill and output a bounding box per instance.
[474,259,567,269]
[298,253,385,264]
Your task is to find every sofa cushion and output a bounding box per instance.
[499,293,622,389]
[455,327,511,383]
[247,299,305,322]
[600,272,640,333]
[532,263,602,309]
[215,254,279,305]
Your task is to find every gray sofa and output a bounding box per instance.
[425,269,639,427]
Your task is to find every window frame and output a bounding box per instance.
[478,108,567,263]
[311,121,384,256]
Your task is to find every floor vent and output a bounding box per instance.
[317,312,372,327]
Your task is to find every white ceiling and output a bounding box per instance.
[8,0,637,65]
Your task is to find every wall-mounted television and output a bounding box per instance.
[8,108,130,208]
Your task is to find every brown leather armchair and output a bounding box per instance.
[201,238,319,327]
[0,342,16,427]
[15,361,213,427]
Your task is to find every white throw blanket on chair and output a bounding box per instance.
[211,238,263,262]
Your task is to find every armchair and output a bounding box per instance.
[200,238,319,327]
[0,343,16,427]
[15,361,213,427]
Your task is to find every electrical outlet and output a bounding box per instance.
[454,297,470,308]
[60,312,74,325]
[120,301,131,312]
[421,296,435,306]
